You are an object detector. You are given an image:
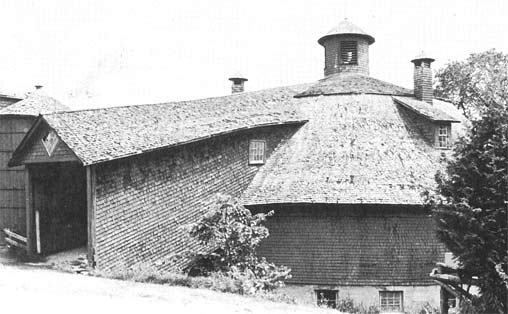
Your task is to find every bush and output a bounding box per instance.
[186,194,291,294]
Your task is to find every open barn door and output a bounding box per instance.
[29,163,87,255]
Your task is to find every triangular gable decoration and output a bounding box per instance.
[41,129,59,156]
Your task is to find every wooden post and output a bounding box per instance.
[24,166,35,255]
[86,166,96,267]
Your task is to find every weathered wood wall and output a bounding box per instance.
[0,116,34,240]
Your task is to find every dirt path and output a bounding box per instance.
[0,264,334,314]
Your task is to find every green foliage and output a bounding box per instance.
[335,296,361,313]
[428,50,508,313]
[187,194,291,294]
[93,263,242,294]
[435,49,508,120]
[321,296,379,314]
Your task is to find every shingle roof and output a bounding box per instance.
[295,73,413,98]
[0,92,69,116]
[241,94,453,205]
[393,96,460,122]
[318,19,375,45]
[34,84,310,165]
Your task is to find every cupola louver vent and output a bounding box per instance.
[340,41,358,65]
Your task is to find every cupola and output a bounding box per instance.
[318,19,375,77]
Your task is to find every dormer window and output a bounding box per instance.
[340,41,358,65]
[436,124,451,149]
[249,140,266,165]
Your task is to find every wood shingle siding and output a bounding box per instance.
[14,122,79,164]
[0,93,68,240]
[253,205,445,286]
[0,116,33,236]
[92,125,299,270]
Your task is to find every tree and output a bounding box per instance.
[187,194,291,293]
[429,50,508,313]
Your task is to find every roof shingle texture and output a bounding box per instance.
[296,73,413,98]
[393,96,459,122]
[318,20,375,45]
[241,94,453,205]
[0,92,69,116]
[41,85,310,165]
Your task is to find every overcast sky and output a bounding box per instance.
[0,0,506,109]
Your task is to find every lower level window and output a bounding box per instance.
[316,289,338,308]
[379,291,403,312]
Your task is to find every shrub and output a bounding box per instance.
[186,194,291,293]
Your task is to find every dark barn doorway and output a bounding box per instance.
[30,163,87,254]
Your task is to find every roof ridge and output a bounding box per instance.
[295,74,412,98]
[48,82,310,116]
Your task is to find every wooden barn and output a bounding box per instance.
[8,20,465,312]
[0,92,68,245]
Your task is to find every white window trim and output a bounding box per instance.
[436,124,451,149]
[379,290,404,313]
[248,140,266,165]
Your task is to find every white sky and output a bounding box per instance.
[0,0,506,109]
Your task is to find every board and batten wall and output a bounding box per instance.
[0,115,34,241]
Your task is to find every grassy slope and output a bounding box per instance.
[0,264,336,314]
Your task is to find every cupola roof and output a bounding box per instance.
[318,19,375,45]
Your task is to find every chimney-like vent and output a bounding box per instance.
[411,53,435,105]
[228,74,248,94]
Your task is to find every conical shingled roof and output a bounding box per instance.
[0,92,69,116]
[318,19,375,45]
[241,94,455,206]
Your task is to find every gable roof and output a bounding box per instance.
[0,92,69,116]
[393,96,460,122]
[10,84,310,166]
[295,73,413,98]
[241,94,453,206]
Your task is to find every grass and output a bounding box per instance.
[91,262,298,304]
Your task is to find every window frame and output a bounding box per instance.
[315,289,338,309]
[379,290,404,313]
[436,124,451,149]
[248,139,266,165]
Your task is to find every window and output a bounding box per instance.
[437,125,450,149]
[447,295,457,309]
[379,291,403,312]
[316,290,338,308]
[249,140,266,165]
[340,41,358,65]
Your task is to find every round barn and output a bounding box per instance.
[8,20,465,312]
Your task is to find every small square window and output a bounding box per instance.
[380,291,403,312]
[316,290,338,308]
[249,140,266,165]
[340,41,358,65]
[437,125,450,149]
